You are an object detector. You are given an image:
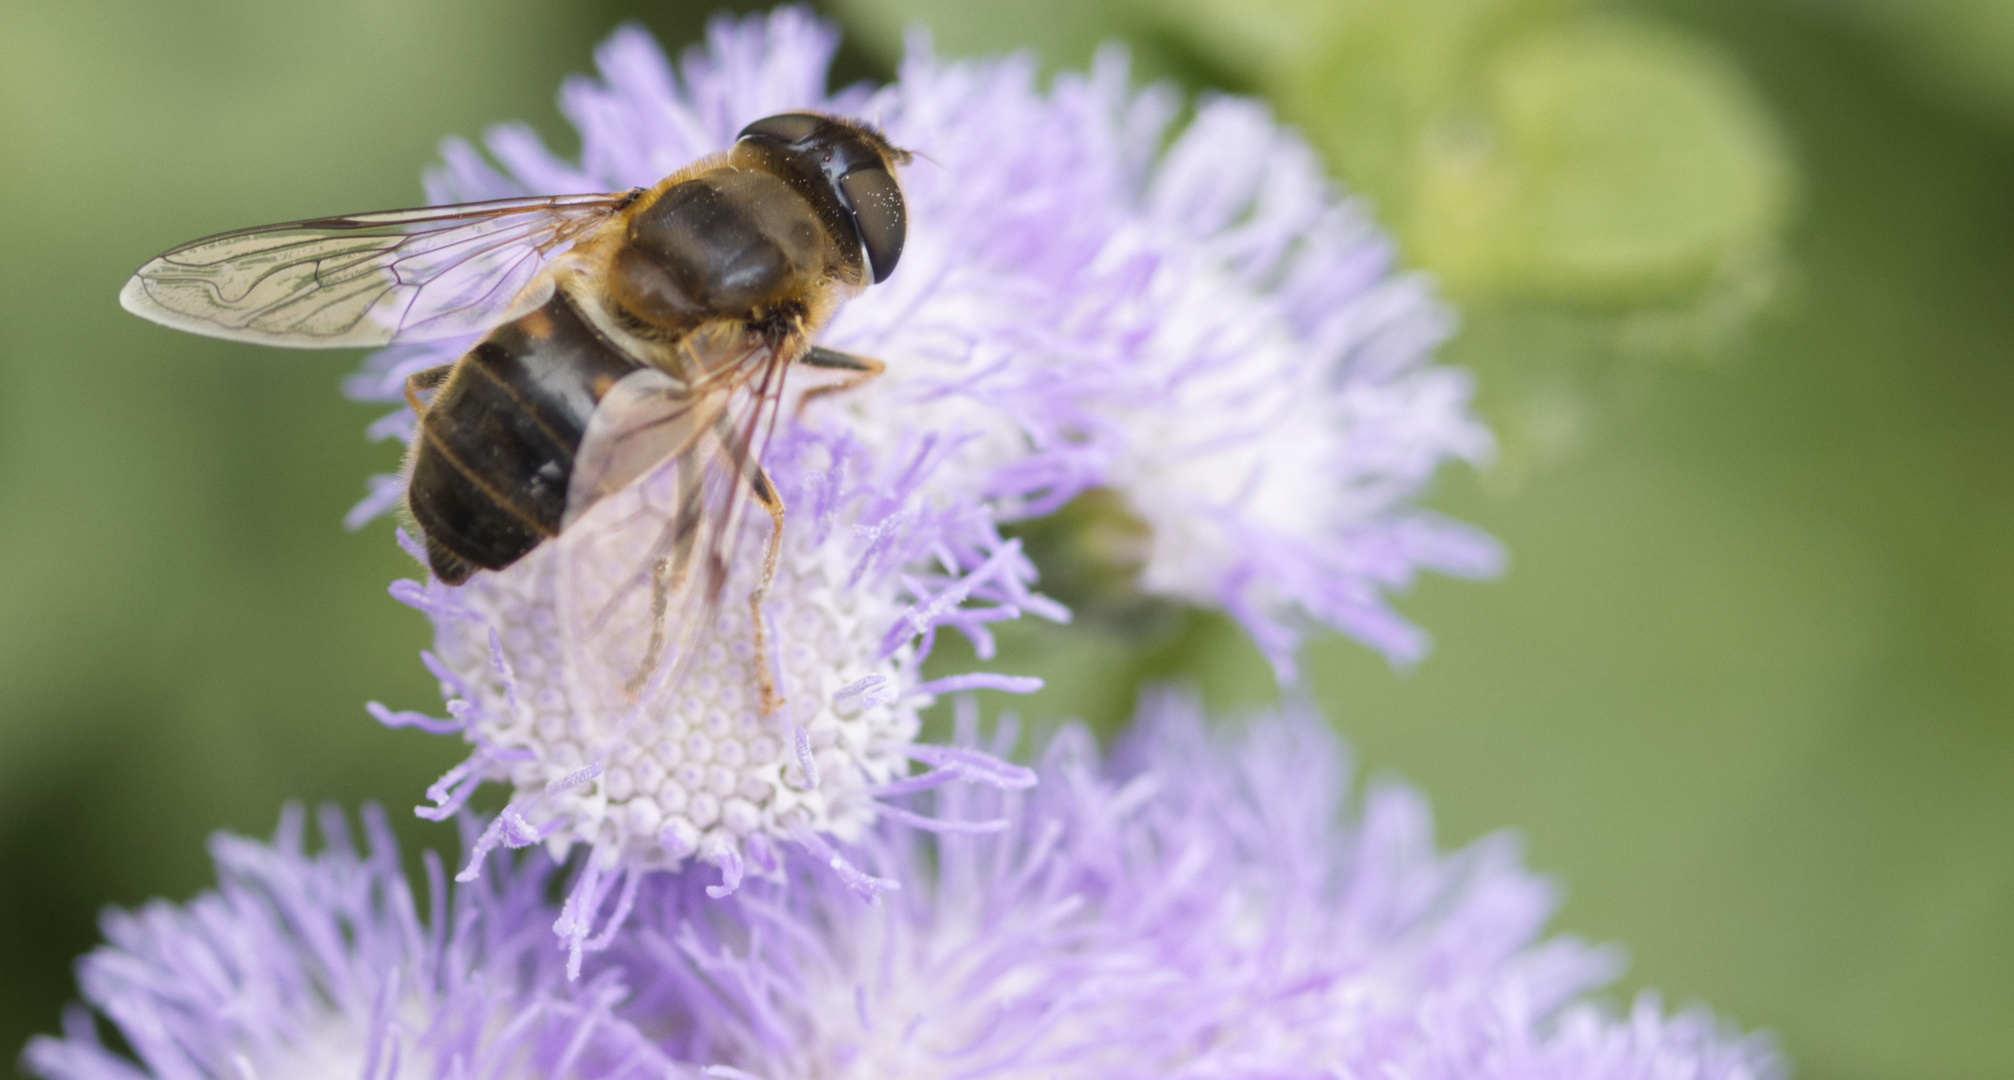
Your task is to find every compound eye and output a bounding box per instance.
[839,166,906,282]
[737,113,824,146]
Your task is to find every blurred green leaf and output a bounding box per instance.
[833,0,1127,68]
[1121,0,1355,77]
[1240,0,1570,198]
[1411,18,1793,305]
[1836,0,2014,126]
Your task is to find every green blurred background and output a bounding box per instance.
[1,1,2010,1077]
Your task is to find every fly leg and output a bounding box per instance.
[626,447,706,699]
[795,346,885,416]
[403,364,454,418]
[743,456,788,717]
[711,413,789,716]
[400,364,459,578]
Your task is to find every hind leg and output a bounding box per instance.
[703,407,791,715]
[404,363,454,417]
[742,459,788,716]
[624,449,707,699]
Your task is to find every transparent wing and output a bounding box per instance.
[561,367,719,532]
[552,329,795,717]
[119,193,629,348]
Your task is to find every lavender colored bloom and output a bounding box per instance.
[373,424,1045,973]
[839,34,1504,674]
[22,710,1780,1080]
[346,11,1063,950]
[600,691,1781,1079]
[22,805,670,1080]
[343,7,1499,953]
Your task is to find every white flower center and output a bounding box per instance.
[434,465,920,872]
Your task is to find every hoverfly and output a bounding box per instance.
[121,113,912,709]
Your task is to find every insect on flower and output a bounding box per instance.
[120,113,913,708]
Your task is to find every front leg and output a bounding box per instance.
[795,346,886,415]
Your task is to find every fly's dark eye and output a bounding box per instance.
[839,167,906,282]
[737,112,910,283]
[737,113,823,144]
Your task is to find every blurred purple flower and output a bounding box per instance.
[847,33,1503,675]
[24,702,1781,1080]
[21,805,671,1080]
[601,691,1781,1079]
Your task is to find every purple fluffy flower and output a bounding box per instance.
[581,691,1781,1079]
[22,711,1780,1080]
[843,33,1503,673]
[21,806,671,1080]
[470,6,1498,674]
[344,7,1499,956]
[366,419,1046,973]
[346,10,1066,951]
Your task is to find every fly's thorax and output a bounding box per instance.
[610,168,842,338]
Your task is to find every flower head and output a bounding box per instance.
[21,806,669,1080]
[23,715,1780,1080]
[600,691,1781,1080]
[345,7,1500,947]
[840,35,1503,672]
[362,422,1045,973]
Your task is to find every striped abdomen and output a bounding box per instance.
[406,291,639,584]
